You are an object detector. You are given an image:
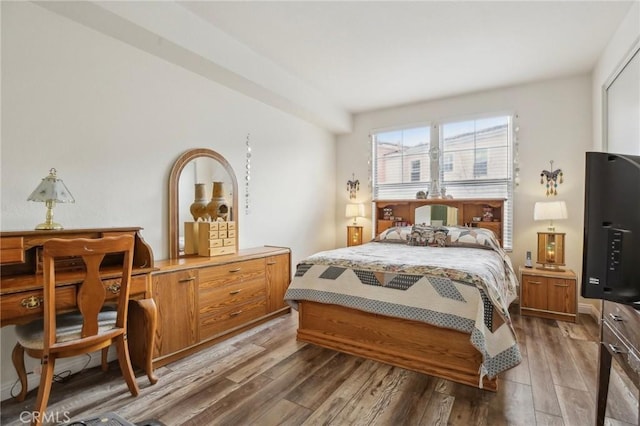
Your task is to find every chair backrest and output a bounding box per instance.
[42,235,135,348]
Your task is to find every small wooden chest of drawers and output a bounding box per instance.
[197,221,237,257]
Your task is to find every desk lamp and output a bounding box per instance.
[27,168,75,230]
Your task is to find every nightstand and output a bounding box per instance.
[519,266,577,322]
[347,225,363,247]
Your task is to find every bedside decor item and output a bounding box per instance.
[416,190,427,199]
[27,168,75,230]
[540,160,564,196]
[346,173,360,200]
[245,133,251,215]
[534,201,568,270]
[190,183,209,221]
[482,205,494,222]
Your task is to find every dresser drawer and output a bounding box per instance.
[1,286,77,323]
[199,258,265,287]
[199,284,267,339]
[104,274,148,300]
[603,301,640,354]
[602,321,640,384]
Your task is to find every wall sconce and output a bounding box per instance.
[540,160,563,196]
[27,168,75,230]
[534,201,567,270]
[346,173,360,200]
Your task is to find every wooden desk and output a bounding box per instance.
[0,228,159,385]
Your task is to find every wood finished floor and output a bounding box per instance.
[2,311,638,426]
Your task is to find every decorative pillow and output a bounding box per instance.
[407,224,448,247]
[444,226,501,250]
[374,226,412,243]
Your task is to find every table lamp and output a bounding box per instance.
[534,201,567,270]
[346,203,365,225]
[27,168,75,230]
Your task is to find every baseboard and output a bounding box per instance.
[579,302,601,322]
[1,348,115,402]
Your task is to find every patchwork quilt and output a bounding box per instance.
[285,238,522,381]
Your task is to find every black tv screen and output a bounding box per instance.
[581,151,640,308]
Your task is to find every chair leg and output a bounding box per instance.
[32,356,56,426]
[115,335,139,397]
[11,343,29,402]
[101,347,109,372]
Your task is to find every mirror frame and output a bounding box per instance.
[168,148,239,259]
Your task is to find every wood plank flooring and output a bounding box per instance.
[2,311,638,426]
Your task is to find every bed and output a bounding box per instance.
[284,224,521,391]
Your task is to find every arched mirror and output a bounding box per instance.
[168,148,238,259]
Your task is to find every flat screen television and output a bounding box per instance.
[581,151,640,308]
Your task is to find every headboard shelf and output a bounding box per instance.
[374,198,505,245]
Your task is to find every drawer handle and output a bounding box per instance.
[553,284,569,287]
[21,296,43,309]
[608,344,627,355]
[106,283,121,294]
[229,289,242,295]
[267,261,277,265]
[229,310,243,317]
[229,268,241,273]
[608,313,624,322]
[179,277,196,283]
[528,281,542,285]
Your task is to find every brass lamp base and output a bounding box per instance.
[536,263,566,272]
[35,222,64,230]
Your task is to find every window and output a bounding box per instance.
[373,125,431,199]
[443,153,453,172]
[373,115,513,249]
[411,160,421,182]
[474,148,488,177]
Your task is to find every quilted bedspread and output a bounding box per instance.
[284,241,522,380]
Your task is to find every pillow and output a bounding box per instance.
[374,226,412,243]
[407,224,448,247]
[444,226,501,250]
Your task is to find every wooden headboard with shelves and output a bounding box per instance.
[374,198,505,245]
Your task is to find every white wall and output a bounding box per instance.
[337,74,592,302]
[0,2,336,399]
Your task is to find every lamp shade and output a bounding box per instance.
[345,203,365,218]
[534,201,567,221]
[27,169,75,203]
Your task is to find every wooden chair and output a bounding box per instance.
[11,235,140,425]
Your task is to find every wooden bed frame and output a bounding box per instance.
[294,198,509,392]
[296,301,497,391]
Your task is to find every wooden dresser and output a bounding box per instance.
[152,246,291,366]
[0,228,158,384]
[597,301,640,425]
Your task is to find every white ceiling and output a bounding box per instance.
[179,1,635,114]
